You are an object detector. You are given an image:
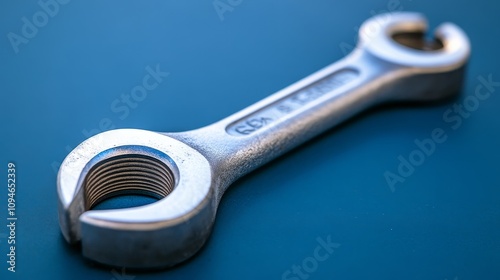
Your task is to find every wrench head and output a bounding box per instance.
[57,129,215,268]
[357,12,470,102]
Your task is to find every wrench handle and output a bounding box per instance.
[170,50,396,191]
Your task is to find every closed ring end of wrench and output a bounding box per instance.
[58,129,216,268]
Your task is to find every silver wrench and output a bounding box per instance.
[57,12,470,269]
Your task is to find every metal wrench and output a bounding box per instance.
[57,12,470,269]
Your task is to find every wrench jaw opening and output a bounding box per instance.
[57,129,217,268]
[358,12,470,103]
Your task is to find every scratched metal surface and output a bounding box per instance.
[1,0,499,279]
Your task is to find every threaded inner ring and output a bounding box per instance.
[84,154,175,209]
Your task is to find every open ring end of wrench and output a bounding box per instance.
[58,12,470,269]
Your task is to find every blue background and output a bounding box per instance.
[1,0,499,279]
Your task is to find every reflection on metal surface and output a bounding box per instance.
[57,12,470,269]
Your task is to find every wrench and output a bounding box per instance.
[57,12,470,269]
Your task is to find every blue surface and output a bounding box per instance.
[1,0,500,279]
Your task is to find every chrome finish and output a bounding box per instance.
[58,12,470,268]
